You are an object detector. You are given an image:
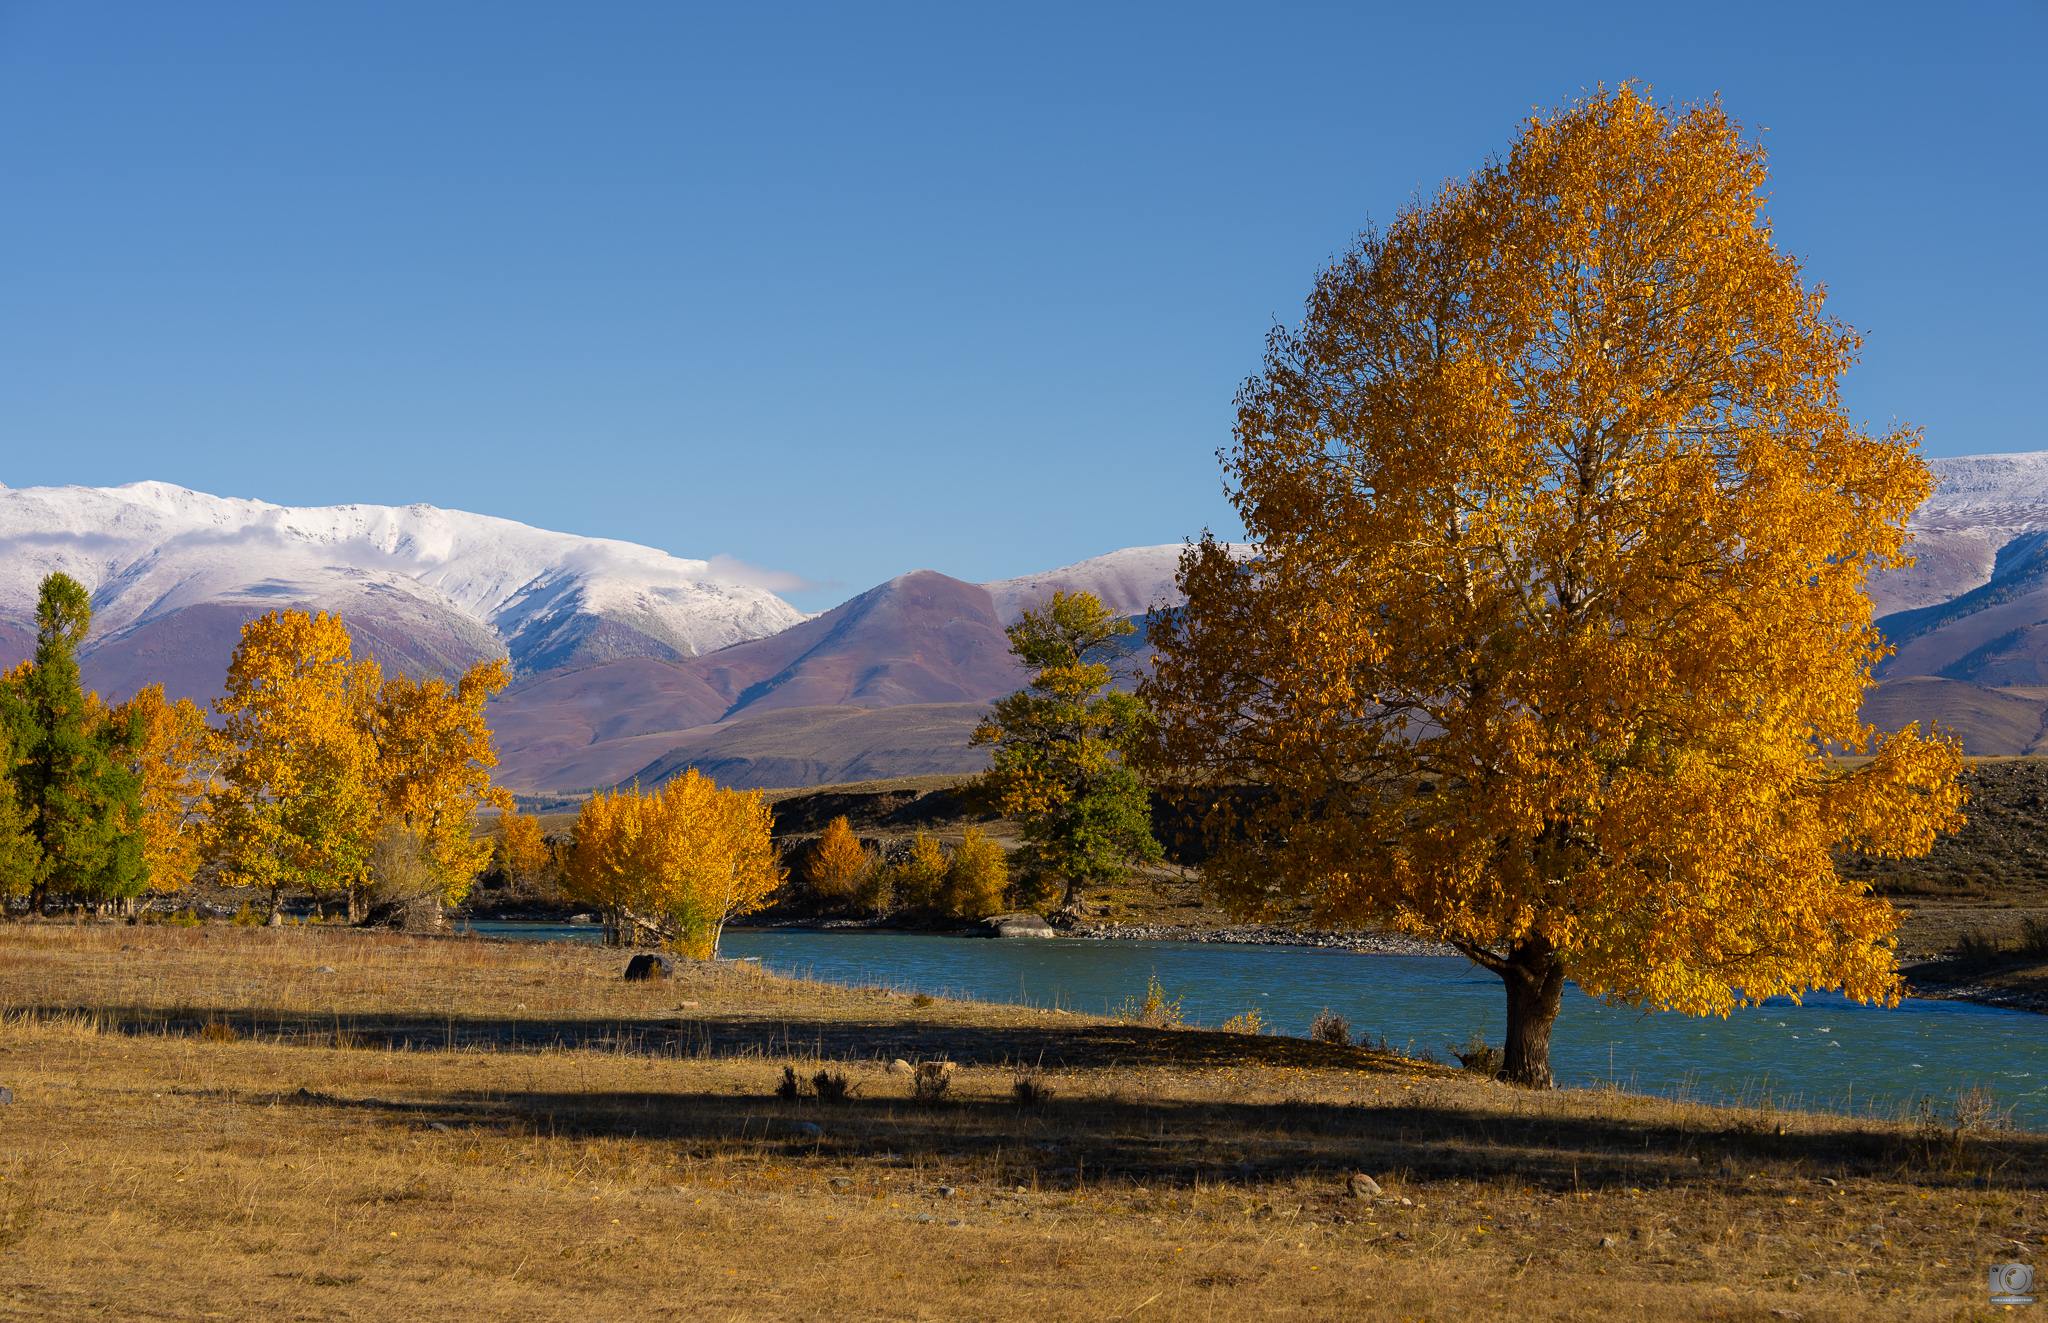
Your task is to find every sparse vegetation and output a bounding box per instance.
[911,1059,953,1104]
[1309,1007,1351,1047]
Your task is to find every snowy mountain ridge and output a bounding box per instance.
[0,481,807,693]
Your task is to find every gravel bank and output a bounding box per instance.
[1064,921,1458,956]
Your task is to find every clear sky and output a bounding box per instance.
[1,3,2040,612]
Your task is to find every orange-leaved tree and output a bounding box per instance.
[112,684,222,896]
[205,611,382,918]
[1139,86,1965,1087]
[804,815,874,904]
[565,772,782,957]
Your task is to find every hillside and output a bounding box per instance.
[486,570,1023,791]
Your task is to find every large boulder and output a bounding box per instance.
[980,912,1057,939]
[623,953,675,981]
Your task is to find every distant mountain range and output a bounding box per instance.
[11,458,2048,792]
[0,480,1215,791]
[0,482,805,703]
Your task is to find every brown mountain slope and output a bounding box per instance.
[486,571,1024,792]
[1860,676,2048,756]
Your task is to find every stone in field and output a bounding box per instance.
[623,953,674,981]
[0,1088,12,1107]
[790,1121,823,1139]
[1346,1173,1383,1198]
[887,1059,914,1075]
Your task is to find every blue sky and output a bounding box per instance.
[0,3,2040,611]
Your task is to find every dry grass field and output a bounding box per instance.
[0,923,2040,1321]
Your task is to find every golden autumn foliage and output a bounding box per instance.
[943,826,1009,918]
[205,611,382,910]
[493,808,555,888]
[366,660,512,904]
[564,772,782,958]
[111,684,221,893]
[1140,87,1966,1087]
[206,609,514,917]
[804,815,873,903]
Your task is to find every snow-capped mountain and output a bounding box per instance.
[1868,453,2048,617]
[980,542,1252,624]
[0,481,806,702]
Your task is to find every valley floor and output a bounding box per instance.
[0,923,2036,1321]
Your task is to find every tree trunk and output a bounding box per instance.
[1500,935,1568,1089]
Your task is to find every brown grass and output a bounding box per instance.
[0,921,2036,1320]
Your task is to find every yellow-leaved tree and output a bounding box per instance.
[804,815,874,904]
[565,772,782,958]
[207,610,515,922]
[206,611,382,918]
[493,807,556,892]
[1139,87,1966,1087]
[365,660,513,914]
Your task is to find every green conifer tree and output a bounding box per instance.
[967,591,1163,912]
[3,574,146,915]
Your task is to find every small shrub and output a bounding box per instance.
[775,1066,802,1101]
[812,1070,856,1104]
[2015,918,2048,960]
[911,993,934,1008]
[805,817,875,905]
[1309,1008,1351,1047]
[230,903,262,927]
[169,911,201,928]
[912,1060,952,1103]
[1957,930,2006,960]
[1116,973,1184,1029]
[1012,1075,1055,1106]
[880,833,950,911]
[942,827,1008,918]
[1452,1032,1504,1077]
[1220,1008,1267,1035]
[200,1021,240,1044]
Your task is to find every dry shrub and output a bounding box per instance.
[200,1021,241,1043]
[1011,1075,1055,1106]
[1220,1008,1266,1035]
[811,1070,855,1104]
[1309,1008,1351,1047]
[912,1060,952,1103]
[911,993,934,1008]
[1453,1033,1505,1077]
[775,1066,802,1101]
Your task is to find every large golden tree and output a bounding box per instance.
[1140,87,1965,1087]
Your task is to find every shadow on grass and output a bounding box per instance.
[41,1002,2048,1193]
[53,1002,1435,1072]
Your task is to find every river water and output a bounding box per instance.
[461,921,2048,1131]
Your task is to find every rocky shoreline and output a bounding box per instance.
[1062,921,1459,956]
